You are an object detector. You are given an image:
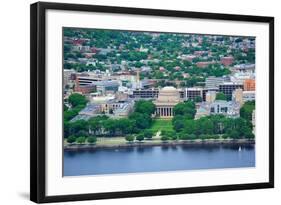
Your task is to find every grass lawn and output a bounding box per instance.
[96,137,127,145]
[149,119,174,133]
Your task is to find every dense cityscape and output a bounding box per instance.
[63,28,256,147]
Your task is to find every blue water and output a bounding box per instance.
[63,144,255,176]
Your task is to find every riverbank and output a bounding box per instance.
[64,139,255,150]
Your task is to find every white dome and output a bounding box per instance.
[161,86,177,91]
[155,86,181,103]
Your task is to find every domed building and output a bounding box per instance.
[153,86,183,118]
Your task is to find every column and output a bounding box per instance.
[167,107,170,116]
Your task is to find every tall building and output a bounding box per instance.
[153,87,183,118]
[244,79,255,91]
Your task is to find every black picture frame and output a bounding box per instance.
[30,1,274,203]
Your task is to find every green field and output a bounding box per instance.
[149,119,174,133]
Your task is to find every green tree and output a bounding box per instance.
[87,136,97,144]
[76,136,86,144]
[172,115,186,132]
[216,92,227,101]
[173,101,196,119]
[161,136,169,142]
[134,100,156,116]
[240,101,255,122]
[103,119,117,136]
[143,130,153,139]
[68,93,87,108]
[69,120,88,135]
[116,118,135,135]
[125,135,135,142]
[136,133,145,142]
[129,112,151,130]
[67,135,76,143]
[88,118,101,135]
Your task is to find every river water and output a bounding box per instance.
[64,144,255,176]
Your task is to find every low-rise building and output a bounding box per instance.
[242,91,255,102]
[195,100,240,119]
[221,56,234,66]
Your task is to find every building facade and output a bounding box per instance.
[132,88,159,99]
[153,87,183,118]
[180,87,204,101]
[243,79,256,91]
[219,82,244,99]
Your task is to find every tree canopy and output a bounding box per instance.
[173,101,196,119]
[240,100,255,122]
[68,93,88,108]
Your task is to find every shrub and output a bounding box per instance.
[125,135,135,142]
[136,133,145,142]
[76,136,86,144]
[87,136,97,144]
[222,134,229,139]
[67,135,76,143]
[171,135,178,140]
[143,130,153,139]
[161,136,169,141]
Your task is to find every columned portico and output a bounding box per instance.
[153,86,183,119]
[158,107,173,117]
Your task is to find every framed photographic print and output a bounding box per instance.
[30,1,274,203]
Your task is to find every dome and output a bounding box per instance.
[161,86,177,91]
[154,86,182,103]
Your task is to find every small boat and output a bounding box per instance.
[238,146,242,152]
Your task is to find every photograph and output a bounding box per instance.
[63,28,256,176]
[30,2,274,202]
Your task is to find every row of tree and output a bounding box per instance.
[172,114,254,139]
[67,136,97,144]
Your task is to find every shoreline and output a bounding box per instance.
[64,139,255,150]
